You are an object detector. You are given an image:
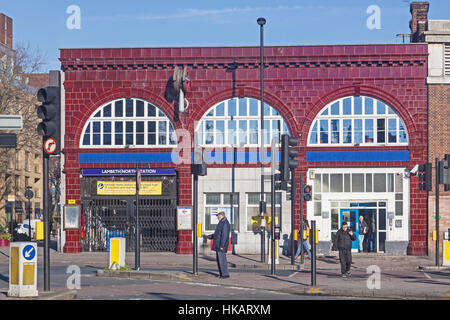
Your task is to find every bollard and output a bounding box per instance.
[8,242,38,297]
[109,237,126,269]
[311,220,317,288]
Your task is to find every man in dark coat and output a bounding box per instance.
[207,211,231,279]
[333,221,356,278]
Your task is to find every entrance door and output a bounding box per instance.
[339,209,359,251]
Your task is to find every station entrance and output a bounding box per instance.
[79,169,178,252]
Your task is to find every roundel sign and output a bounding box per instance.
[44,138,57,154]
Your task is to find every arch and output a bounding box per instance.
[72,88,178,149]
[79,97,177,148]
[194,95,291,147]
[301,85,416,147]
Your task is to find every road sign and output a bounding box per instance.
[22,245,36,261]
[0,115,23,130]
[44,137,57,154]
[24,189,34,200]
[0,133,17,148]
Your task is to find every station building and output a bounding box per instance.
[59,42,428,255]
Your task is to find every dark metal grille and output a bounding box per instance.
[80,175,178,252]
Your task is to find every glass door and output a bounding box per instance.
[339,208,359,251]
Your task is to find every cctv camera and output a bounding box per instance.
[409,164,419,175]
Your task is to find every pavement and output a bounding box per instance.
[1,244,450,300]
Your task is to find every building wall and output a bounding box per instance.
[60,44,429,254]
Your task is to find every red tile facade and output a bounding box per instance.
[60,44,428,255]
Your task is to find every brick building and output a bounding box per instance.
[410,1,450,259]
[59,42,428,255]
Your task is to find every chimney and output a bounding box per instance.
[0,14,13,49]
[409,2,429,43]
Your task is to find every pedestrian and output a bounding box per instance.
[358,215,369,252]
[294,220,311,260]
[207,211,231,279]
[333,221,356,278]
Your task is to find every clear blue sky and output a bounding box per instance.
[2,0,450,72]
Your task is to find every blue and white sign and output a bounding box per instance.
[22,245,36,261]
[81,168,176,176]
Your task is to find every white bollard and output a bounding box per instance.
[8,242,38,297]
[109,237,126,269]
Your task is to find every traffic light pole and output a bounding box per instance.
[271,160,275,275]
[435,157,440,267]
[135,163,140,271]
[290,168,296,266]
[193,173,198,276]
[300,173,304,265]
[43,151,50,291]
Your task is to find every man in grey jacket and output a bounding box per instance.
[358,215,369,252]
[207,211,231,279]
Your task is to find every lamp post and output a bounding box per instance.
[257,17,266,263]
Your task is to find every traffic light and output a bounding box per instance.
[280,134,299,183]
[441,154,450,191]
[418,163,432,191]
[303,185,312,201]
[37,86,61,155]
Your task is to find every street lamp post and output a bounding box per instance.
[257,17,266,263]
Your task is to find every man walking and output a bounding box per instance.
[333,221,356,278]
[207,211,231,279]
[358,215,369,252]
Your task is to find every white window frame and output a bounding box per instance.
[307,96,409,147]
[80,98,177,148]
[196,97,290,147]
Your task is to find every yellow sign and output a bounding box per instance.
[68,199,76,204]
[97,181,162,195]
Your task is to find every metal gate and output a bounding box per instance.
[80,175,178,252]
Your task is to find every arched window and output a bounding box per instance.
[80,98,177,148]
[196,97,290,146]
[307,96,408,146]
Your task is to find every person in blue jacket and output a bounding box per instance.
[207,211,231,279]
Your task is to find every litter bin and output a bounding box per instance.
[8,242,38,297]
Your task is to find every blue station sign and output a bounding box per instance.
[81,168,176,176]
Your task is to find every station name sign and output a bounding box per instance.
[81,168,176,176]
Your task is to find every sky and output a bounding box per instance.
[2,0,450,72]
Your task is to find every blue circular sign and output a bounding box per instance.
[23,245,36,261]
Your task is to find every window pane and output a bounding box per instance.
[249,120,258,144]
[228,99,236,117]
[395,174,403,193]
[216,103,225,116]
[365,98,374,115]
[395,201,403,216]
[366,173,372,192]
[148,104,156,117]
[169,123,177,145]
[239,99,247,116]
[399,120,407,143]
[205,120,214,145]
[206,193,221,205]
[247,193,260,205]
[216,120,225,145]
[320,120,328,144]
[331,101,340,115]
[343,119,352,144]
[374,174,386,192]
[136,121,144,145]
[115,122,123,145]
[352,174,364,192]
[310,122,318,144]
[126,121,133,145]
[264,120,270,145]
[331,119,340,144]
[314,173,321,193]
[343,98,351,115]
[228,120,236,146]
[321,107,328,116]
[377,101,386,114]
[330,174,343,192]
[379,209,387,230]
[354,119,362,144]
[264,103,271,116]
[239,120,247,145]
[344,173,350,192]
[135,100,144,117]
[365,119,374,143]
[322,174,329,192]
[388,118,397,143]
[354,97,362,115]
[115,100,123,117]
[103,104,111,117]
[82,124,90,145]
[272,119,280,142]
[314,202,322,216]
[249,99,258,116]
[388,173,394,192]
[377,119,385,143]
[103,122,111,145]
[126,99,133,117]
[159,121,167,145]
